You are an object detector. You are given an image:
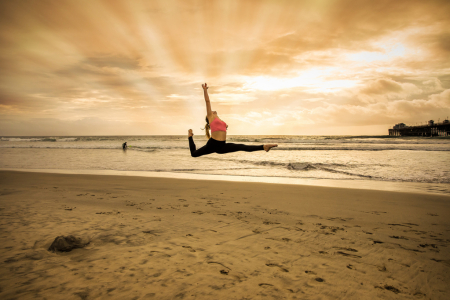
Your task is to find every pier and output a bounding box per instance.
[389,119,450,137]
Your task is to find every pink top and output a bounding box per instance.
[210,118,227,132]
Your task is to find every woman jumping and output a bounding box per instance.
[188,83,278,157]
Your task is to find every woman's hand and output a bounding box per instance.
[202,82,212,113]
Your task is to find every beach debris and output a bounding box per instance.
[207,261,231,270]
[48,235,89,252]
[315,277,324,282]
[220,269,229,275]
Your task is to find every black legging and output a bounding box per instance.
[189,136,264,157]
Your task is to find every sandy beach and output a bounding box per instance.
[0,170,449,300]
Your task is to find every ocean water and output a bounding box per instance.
[1,135,449,195]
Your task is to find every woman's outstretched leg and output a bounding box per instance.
[188,130,215,157]
[217,142,277,154]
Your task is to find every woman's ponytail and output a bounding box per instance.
[202,116,211,139]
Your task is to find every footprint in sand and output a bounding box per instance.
[336,251,362,258]
[182,245,196,252]
[377,265,387,272]
[320,225,344,233]
[389,235,408,240]
[375,285,400,294]
[333,247,358,252]
[364,211,387,215]
[263,220,281,225]
[388,223,418,228]
[327,217,353,221]
[259,283,274,288]
[266,263,289,272]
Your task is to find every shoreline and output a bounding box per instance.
[1,167,449,196]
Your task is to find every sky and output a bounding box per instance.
[1,0,449,136]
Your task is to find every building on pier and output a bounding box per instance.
[389,119,450,136]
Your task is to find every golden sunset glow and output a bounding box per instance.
[0,0,449,135]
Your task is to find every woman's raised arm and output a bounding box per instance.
[202,83,212,117]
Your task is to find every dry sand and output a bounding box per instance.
[0,171,449,300]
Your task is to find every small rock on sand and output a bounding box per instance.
[48,235,89,252]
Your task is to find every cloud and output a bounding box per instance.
[306,89,450,126]
[360,79,403,94]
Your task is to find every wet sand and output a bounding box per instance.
[0,171,449,299]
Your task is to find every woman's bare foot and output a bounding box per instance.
[263,144,278,152]
[188,129,193,137]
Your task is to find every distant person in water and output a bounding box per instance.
[188,83,277,157]
[122,142,127,150]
